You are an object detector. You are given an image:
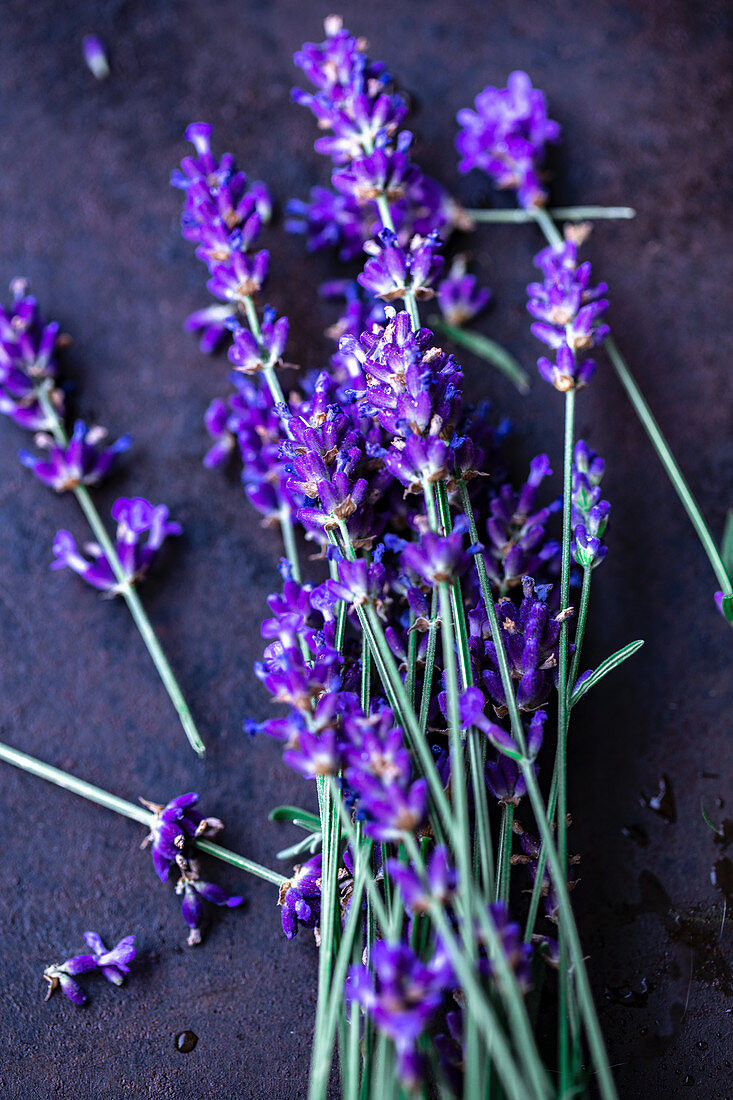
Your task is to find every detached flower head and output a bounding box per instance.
[140,792,224,882]
[175,858,244,946]
[43,931,136,1004]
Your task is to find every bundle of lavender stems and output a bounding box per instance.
[2,15,731,1100]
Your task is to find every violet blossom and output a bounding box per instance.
[358,229,444,303]
[386,845,457,914]
[528,241,609,391]
[19,421,131,492]
[571,440,610,568]
[456,71,561,208]
[437,255,491,327]
[140,792,223,883]
[483,454,561,592]
[0,279,63,431]
[51,497,181,593]
[43,932,136,1004]
[278,854,322,940]
[175,857,244,947]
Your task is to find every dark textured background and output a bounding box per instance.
[0,1,731,1097]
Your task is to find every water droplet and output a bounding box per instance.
[697,1040,708,1051]
[175,1031,198,1054]
[682,1075,694,1086]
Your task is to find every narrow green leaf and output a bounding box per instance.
[269,804,322,832]
[429,316,530,394]
[276,831,322,862]
[701,803,723,837]
[721,510,733,579]
[570,639,644,706]
[721,593,733,624]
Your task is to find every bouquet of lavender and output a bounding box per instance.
[2,14,730,1100]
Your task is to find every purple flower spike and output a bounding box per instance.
[358,229,444,303]
[456,72,561,208]
[19,421,131,492]
[279,855,322,940]
[401,521,475,587]
[0,279,64,430]
[528,241,609,391]
[386,845,457,914]
[82,933,136,986]
[346,941,449,1091]
[175,858,244,947]
[570,440,610,567]
[437,255,491,327]
[51,497,181,594]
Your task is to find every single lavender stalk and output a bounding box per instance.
[0,739,283,885]
[32,384,206,756]
[466,205,636,223]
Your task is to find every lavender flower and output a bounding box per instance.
[456,72,561,208]
[437,255,491,327]
[175,857,244,946]
[483,455,561,592]
[571,440,610,567]
[51,497,181,593]
[19,421,131,491]
[82,933,136,985]
[347,941,449,1089]
[528,241,609,391]
[278,854,322,940]
[229,309,288,375]
[43,956,97,1005]
[81,34,110,80]
[0,279,63,430]
[358,230,444,303]
[468,577,571,714]
[140,792,224,882]
[401,520,475,588]
[386,846,457,914]
[43,932,136,1004]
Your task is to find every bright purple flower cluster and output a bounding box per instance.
[528,241,609,391]
[358,230,443,303]
[43,932,136,1005]
[437,255,492,327]
[482,455,561,592]
[51,497,181,593]
[571,440,610,568]
[203,376,297,526]
[289,17,461,257]
[279,854,322,940]
[0,278,62,431]
[456,71,561,208]
[172,123,271,312]
[347,940,453,1089]
[469,577,570,714]
[141,793,242,946]
[20,421,130,491]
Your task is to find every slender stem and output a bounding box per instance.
[0,739,284,885]
[568,566,593,695]
[34,384,205,756]
[375,195,421,331]
[418,589,439,734]
[532,207,565,249]
[555,389,576,1094]
[604,336,732,597]
[466,206,636,223]
[497,802,514,905]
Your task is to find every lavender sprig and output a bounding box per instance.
[0,282,205,755]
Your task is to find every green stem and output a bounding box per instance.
[604,336,732,597]
[375,195,421,331]
[556,388,576,1094]
[466,205,636,223]
[0,738,283,884]
[35,385,205,757]
[497,802,514,905]
[418,589,439,734]
[568,566,593,695]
